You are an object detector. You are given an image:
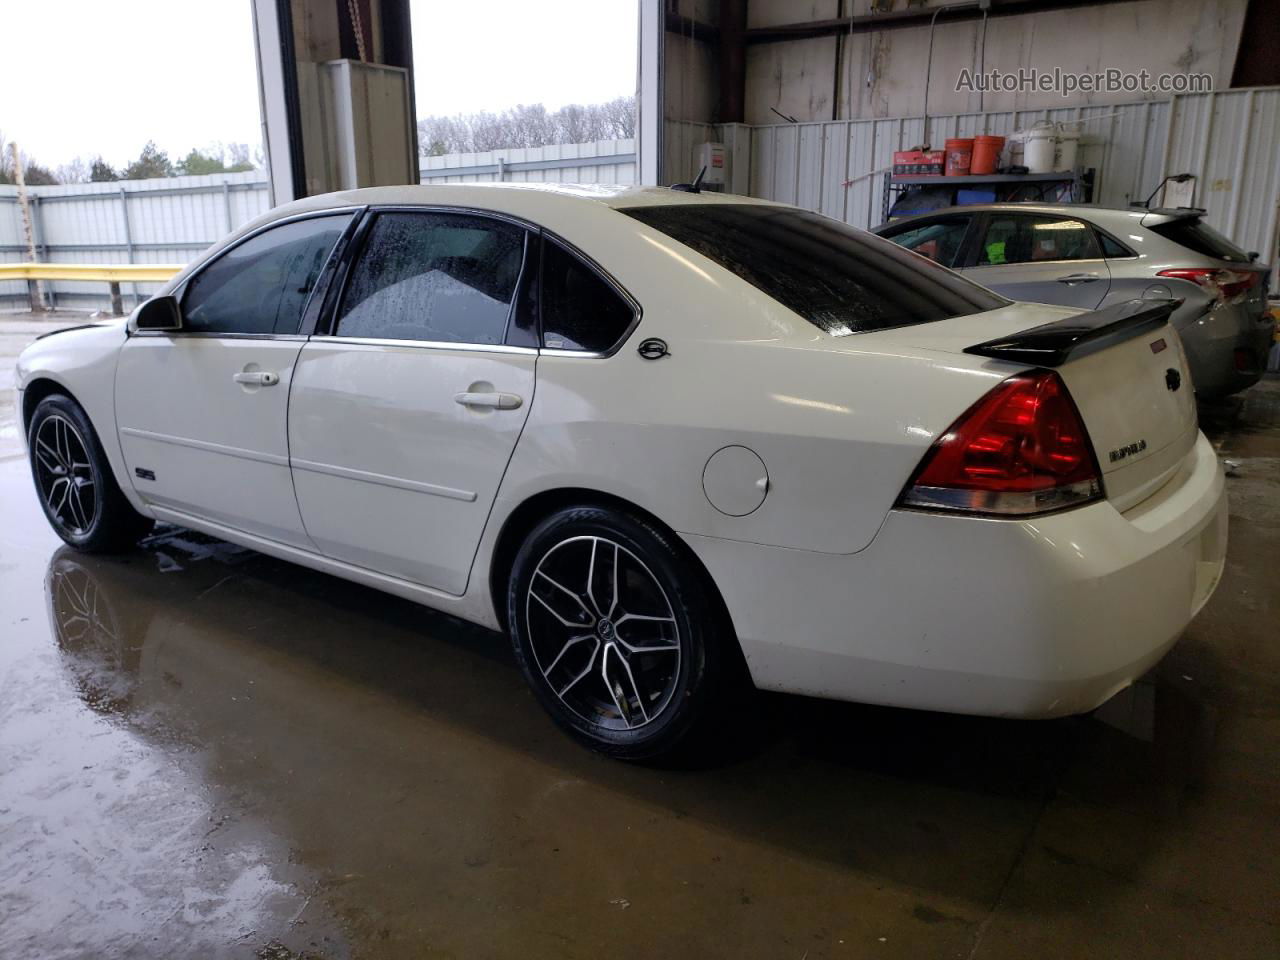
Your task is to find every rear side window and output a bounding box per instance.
[622,204,1004,336]
[337,211,526,344]
[1148,218,1250,263]
[182,214,351,335]
[541,238,636,352]
[978,215,1100,266]
[1097,232,1133,258]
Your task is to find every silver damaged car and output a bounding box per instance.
[875,203,1274,397]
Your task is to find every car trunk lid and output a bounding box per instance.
[881,299,1199,513]
[968,299,1198,512]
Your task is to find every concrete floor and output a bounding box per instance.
[1,313,1278,959]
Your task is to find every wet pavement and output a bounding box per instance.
[2,314,1278,959]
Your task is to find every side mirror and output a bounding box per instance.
[133,295,183,332]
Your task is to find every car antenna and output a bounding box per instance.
[671,166,707,193]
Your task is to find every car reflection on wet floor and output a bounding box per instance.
[3,375,1280,959]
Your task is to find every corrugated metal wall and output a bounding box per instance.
[1,140,638,311]
[421,138,635,184]
[0,172,271,310]
[665,88,1279,286]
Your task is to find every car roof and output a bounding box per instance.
[875,202,1193,231]
[264,182,780,222]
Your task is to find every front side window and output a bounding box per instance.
[336,212,526,344]
[182,214,351,335]
[541,238,636,352]
[978,215,1101,266]
[622,203,1005,336]
[882,216,972,268]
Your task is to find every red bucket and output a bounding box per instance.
[970,135,1005,175]
[944,138,974,176]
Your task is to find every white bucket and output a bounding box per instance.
[1024,122,1057,173]
[1055,126,1080,171]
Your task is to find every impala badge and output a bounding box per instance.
[1108,440,1147,464]
[1166,368,1182,392]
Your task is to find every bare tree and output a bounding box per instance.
[417,96,637,156]
[55,157,91,183]
[0,137,61,185]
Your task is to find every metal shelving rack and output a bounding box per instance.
[881,170,1095,221]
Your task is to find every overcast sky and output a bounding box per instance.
[2,0,637,170]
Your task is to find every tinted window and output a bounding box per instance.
[1098,231,1133,258]
[622,204,1004,336]
[182,214,350,335]
[883,216,972,267]
[337,212,526,344]
[978,215,1100,266]
[1148,218,1250,263]
[541,238,636,352]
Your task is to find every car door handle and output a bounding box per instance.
[454,391,523,410]
[1056,273,1101,285]
[233,371,280,386]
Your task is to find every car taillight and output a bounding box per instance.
[899,370,1103,516]
[1157,267,1260,301]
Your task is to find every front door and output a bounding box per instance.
[116,213,353,547]
[963,212,1112,310]
[288,209,535,595]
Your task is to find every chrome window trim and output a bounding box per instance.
[540,347,612,359]
[130,331,310,342]
[972,255,1111,269]
[311,334,539,355]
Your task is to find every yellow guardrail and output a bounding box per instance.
[2,262,184,315]
[0,263,183,283]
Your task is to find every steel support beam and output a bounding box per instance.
[718,0,747,125]
[744,0,1134,44]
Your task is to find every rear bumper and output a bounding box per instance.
[684,431,1227,718]
[1179,301,1275,396]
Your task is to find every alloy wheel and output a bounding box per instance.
[525,535,682,731]
[32,414,99,537]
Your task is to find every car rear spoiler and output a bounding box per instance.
[963,299,1180,367]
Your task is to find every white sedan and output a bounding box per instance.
[16,184,1227,759]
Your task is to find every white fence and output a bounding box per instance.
[1,139,637,311]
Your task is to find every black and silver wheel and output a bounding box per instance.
[508,504,741,760]
[28,395,154,553]
[32,411,99,537]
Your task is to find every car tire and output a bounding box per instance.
[27,394,154,553]
[507,504,742,761]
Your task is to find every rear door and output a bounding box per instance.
[287,209,536,595]
[116,212,354,546]
[963,212,1111,309]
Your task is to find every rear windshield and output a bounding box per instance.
[621,203,1007,336]
[1148,218,1250,263]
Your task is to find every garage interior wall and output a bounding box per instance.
[653,0,1280,282]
